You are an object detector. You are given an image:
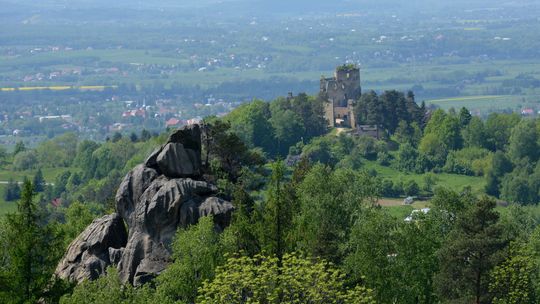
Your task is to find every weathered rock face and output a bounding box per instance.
[55,124,234,285]
[156,143,201,178]
[55,213,127,282]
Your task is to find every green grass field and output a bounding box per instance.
[364,160,486,194]
[426,95,540,111]
[0,167,74,183]
[0,166,76,216]
[363,160,487,220]
[0,166,78,216]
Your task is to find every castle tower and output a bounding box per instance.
[320,64,361,128]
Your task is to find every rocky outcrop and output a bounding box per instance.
[55,213,127,282]
[55,124,234,285]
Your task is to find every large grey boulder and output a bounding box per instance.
[156,143,201,178]
[167,124,201,151]
[55,213,127,282]
[145,124,202,173]
[115,164,159,228]
[117,177,228,285]
[181,196,234,231]
[56,125,234,286]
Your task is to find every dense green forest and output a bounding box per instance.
[2,88,540,303]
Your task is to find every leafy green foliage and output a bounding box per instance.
[344,208,398,303]
[154,216,223,303]
[13,141,26,156]
[395,143,422,172]
[462,116,488,149]
[293,164,379,262]
[508,119,539,163]
[403,179,419,196]
[5,99,540,304]
[420,109,462,168]
[197,252,375,304]
[60,267,153,304]
[226,100,275,153]
[13,150,38,171]
[35,133,78,168]
[485,113,521,151]
[202,118,265,184]
[490,244,538,304]
[443,147,492,176]
[220,185,259,256]
[485,151,513,197]
[499,162,540,205]
[355,90,423,134]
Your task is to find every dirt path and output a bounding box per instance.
[377,198,405,207]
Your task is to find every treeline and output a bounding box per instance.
[354,90,425,133]
[4,158,540,303]
[5,88,540,206]
[2,130,163,208]
[223,90,426,158]
[224,93,327,156]
[2,88,540,303]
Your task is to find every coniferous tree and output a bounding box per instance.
[111,132,123,143]
[485,151,513,197]
[0,180,65,303]
[140,129,152,141]
[129,132,138,143]
[222,184,259,256]
[13,141,26,156]
[0,146,6,165]
[435,197,508,304]
[260,160,295,261]
[459,107,472,127]
[4,178,21,201]
[33,168,45,192]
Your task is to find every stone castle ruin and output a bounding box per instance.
[320,64,361,128]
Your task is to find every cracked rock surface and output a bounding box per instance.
[55,125,234,285]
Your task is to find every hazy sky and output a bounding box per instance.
[1,0,539,20]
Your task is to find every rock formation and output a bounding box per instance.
[55,125,234,285]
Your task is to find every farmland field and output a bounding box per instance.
[426,95,538,112]
[0,167,76,183]
[363,161,486,194]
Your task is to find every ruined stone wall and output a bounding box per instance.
[320,65,361,128]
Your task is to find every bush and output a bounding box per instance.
[394,143,418,172]
[13,150,38,171]
[443,147,491,176]
[380,179,397,197]
[337,153,363,170]
[392,181,404,197]
[376,151,391,166]
[197,253,375,303]
[355,136,380,160]
[403,180,420,196]
[422,173,439,195]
